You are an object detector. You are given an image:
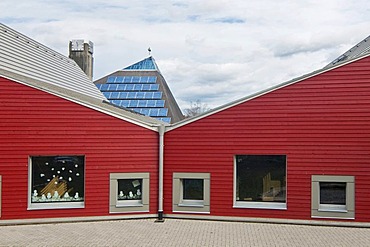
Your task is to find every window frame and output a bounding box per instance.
[109,172,150,213]
[233,155,287,210]
[173,173,210,213]
[28,156,85,210]
[311,175,355,219]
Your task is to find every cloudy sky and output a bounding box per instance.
[1,0,370,110]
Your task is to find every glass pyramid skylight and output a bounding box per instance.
[123,56,158,70]
[95,57,171,123]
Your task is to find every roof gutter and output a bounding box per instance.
[156,124,165,222]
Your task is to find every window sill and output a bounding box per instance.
[318,208,348,213]
[179,199,204,207]
[173,209,210,214]
[178,203,204,208]
[110,208,149,214]
[311,215,355,220]
[116,200,143,207]
[28,202,84,210]
[234,201,287,210]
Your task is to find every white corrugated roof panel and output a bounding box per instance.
[325,35,370,69]
[0,23,106,101]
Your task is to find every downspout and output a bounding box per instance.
[156,124,165,222]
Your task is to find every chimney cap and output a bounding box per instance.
[70,40,94,53]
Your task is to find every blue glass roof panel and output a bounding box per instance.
[125,84,134,90]
[126,92,134,98]
[136,92,145,99]
[123,57,157,70]
[99,83,160,92]
[148,76,156,83]
[138,100,147,107]
[110,92,119,99]
[146,100,156,107]
[105,76,157,84]
[140,76,149,83]
[107,76,115,83]
[131,76,140,82]
[153,92,162,99]
[150,84,159,90]
[130,100,139,107]
[155,100,165,107]
[158,108,168,116]
[123,76,132,83]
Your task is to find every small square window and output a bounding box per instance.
[117,179,143,207]
[183,179,204,200]
[320,182,346,205]
[28,156,85,210]
[110,173,149,213]
[173,173,210,213]
[312,175,355,219]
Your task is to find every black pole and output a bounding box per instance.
[155,210,164,223]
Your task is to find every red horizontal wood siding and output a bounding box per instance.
[0,78,158,220]
[164,56,370,222]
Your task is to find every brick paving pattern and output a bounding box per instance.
[0,219,369,246]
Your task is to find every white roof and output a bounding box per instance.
[0,23,105,101]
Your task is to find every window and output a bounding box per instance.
[117,179,143,206]
[311,175,355,219]
[28,156,85,210]
[173,173,210,213]
[183,179,204,201]
[234,155,286,209]
[109,173,149,213]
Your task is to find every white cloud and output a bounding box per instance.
[1,0,370,110]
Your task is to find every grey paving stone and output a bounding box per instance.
[0,219,369,246]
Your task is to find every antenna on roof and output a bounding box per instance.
[148,47,152,56]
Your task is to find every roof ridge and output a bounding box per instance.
[123,56,159,71]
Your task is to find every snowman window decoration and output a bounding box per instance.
[30,156,84,204]
[117,179,143,200]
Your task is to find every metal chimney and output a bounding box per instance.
[69,40,94,80]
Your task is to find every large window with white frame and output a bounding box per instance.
[311,175,355,219]
[109,173,149,213]
[28,156,85,210]
[234,155,286,209]
[173,173,210,213]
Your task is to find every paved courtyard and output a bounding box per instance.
[0,218,369,246]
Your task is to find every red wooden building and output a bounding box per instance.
[164,40,370,223]
[1,23,370,225]
[0,24,164,222]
